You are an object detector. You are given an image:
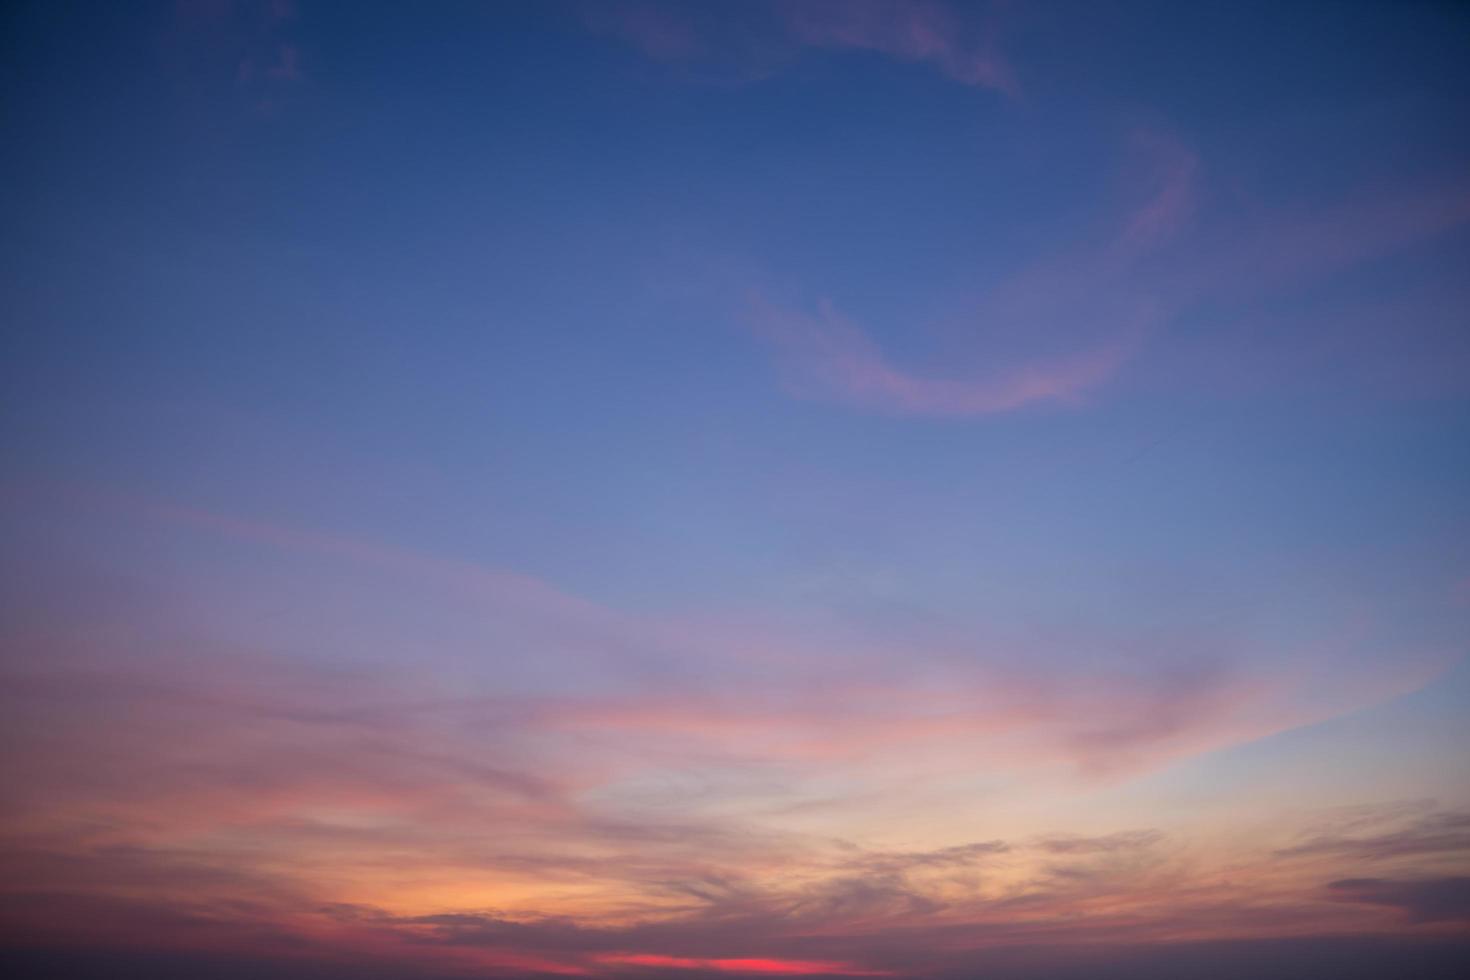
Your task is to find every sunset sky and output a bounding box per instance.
[2,2,1470,977]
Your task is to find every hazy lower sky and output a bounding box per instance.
[3,2,1469,978]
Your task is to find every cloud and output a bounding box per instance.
[738,100,1469,416]
[782,0,1017,95]
[848,840,1011,874]
[1276,810,1470,862]
[747,134,1194,418]
[172,0,307,112]
[1035,830,1164,855]
[5,484,1447,828]
[747,295,1145,418]
[581,2,706,61]
[1328,876,1470,923]
[6,790,1469,978]
[1107,133,1199,261]
[1194,180,1470,300]
[587,0,1017,95]
[1124,169,1470,399]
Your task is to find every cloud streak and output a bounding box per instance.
[1328,876,1470,923]
[588,0,1017,95]
[748,296,1146,417]
[748,136,1194,418]
[783,0,1017,95]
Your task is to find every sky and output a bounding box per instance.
[2,1,1469,977]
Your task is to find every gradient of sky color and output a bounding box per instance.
[2,1,1470,978]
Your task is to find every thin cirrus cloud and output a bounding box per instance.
[1127,174,1470,400]
[748,141,1470,418]
[746,295,1149,418]
[781,0,1018,95]
[589,0,1018,95]
[747,135,1196,418]
[607,0,1468,424]
[172,0,306,110]
[597,2,1456,415]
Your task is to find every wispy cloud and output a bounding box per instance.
[750,133,1470,416]
[1277,810,1470,862]
[581,1,706,62]
[748,135,1194,417]
[1328,876,1470,923]
[1144,176,1470,399]
[586,0,1017,95]
[1036,830,1164,855]
[8,484,1446,786]
[782,0,1017,95]
[747,295,1145,417]
[172,0,306,112]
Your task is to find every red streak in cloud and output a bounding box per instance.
[601,953,890,975]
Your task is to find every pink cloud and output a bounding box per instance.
[1131,174,1470,398]
[749,135,1195,418]
[750,296,1146,417]
[749,131,1470,415]
[17,483,1445,785]
[588,0,1017,95]
[1109,134,1200,261]
[784,0,1017,95]
[1174,178,1470,302]
[172,0,307,113]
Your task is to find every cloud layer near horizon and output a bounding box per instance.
[2,490,1465,976]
